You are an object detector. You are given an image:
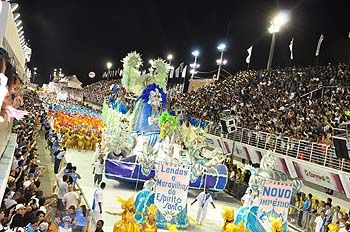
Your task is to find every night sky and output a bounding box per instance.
[19,0,350,86]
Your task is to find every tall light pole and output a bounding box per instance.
[266,11,290,70]
[190,50,200,79]
[216,43,226,80]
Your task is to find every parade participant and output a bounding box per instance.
[106,196,141,232]
[191,188,216,225]
[92,182,105,222]
[142,204,157,232]
[134,131,147,158]
[92,143,101,164]
[93,157,104,186]
[143,177,156,191]
[314,210,327,232]
[222,207,235,231]
[240,188,254,207]
[270,217,283,232]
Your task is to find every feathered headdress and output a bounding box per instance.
[147,204,157,218]
[270,217,282,232]
[117,196,134,210]
[328,223,339,232]
[222,206,235,222]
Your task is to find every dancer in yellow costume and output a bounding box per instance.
[328,223,339,232]
[142,204,157,232]
[221,207,250,232]
[222,207,235,231]
[270,217,282,232]
[106,196,141,232]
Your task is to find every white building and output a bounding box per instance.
[0,1,31,82]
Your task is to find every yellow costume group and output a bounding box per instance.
[51,111,103,150]
[221,207,283,232]
[110,196,180,232]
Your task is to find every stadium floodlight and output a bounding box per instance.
[191,50,199,57]
[106,62,112,70]
[272,11,290,27]
[217,43,226,52]
[267,10,290,70]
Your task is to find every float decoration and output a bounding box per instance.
[121,51,143,95]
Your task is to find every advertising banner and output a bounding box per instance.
[290,161,346,194]
[257,181,293,232]
[155,163,190,221]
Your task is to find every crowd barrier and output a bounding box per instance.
[207,125,350,173]
[0,115,13,159]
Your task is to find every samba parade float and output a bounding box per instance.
[100,51,229,229]
[232,152,303,232]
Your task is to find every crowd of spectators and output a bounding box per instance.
[0,91,56,232]
[0,86,104,232]
[170,64,350,143]
[83,80,119,105]
[289,194,350,232]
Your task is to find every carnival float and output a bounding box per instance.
[101,51,228,192]
[98,51,229,229]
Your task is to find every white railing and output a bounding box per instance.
[207,125,350,172]
[0,115,13,158]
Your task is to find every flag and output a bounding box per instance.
[289,38,294,60]
[245,46,253,64]
[181,65,187,78]
[315,34,324,56]
[179,62,184,73]
[169,67,174,78]
[175,66,180,78]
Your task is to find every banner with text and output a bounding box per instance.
[290,161,346,194]
[258,181,293,232]
[155,163,190,221]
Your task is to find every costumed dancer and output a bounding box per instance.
[222,207,235,231]
[92,182,106,223]
[223,222,248,232]
[142,204,157,232]
[106,196,141,232]
[240,188,254,207]
[191,188,216,225]
[270,217,282,232]
[92,143,101,164]
[134,131,147,160]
